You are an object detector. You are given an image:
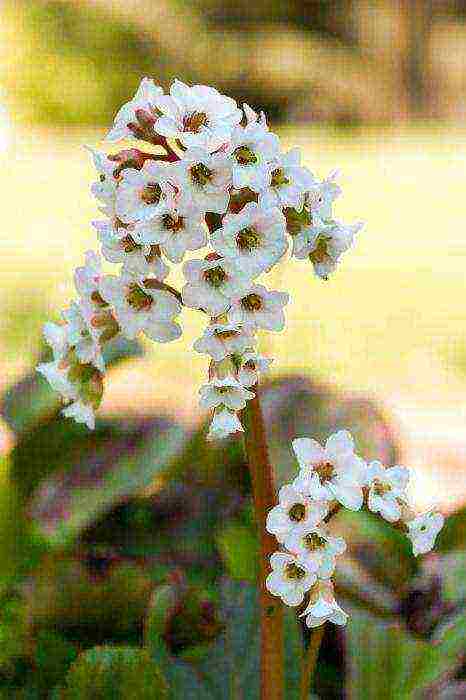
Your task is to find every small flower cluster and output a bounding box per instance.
[37,78,362,435]
[266,430,444,627]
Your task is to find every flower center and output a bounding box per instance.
[243,359,257,370]
[234,146,258,166]
[120,234,141,253]
[315,462,335,483]
[162,214,185,234]
[214,329,238,340]
[140,182,162,205]
[183,111,209,133]
[309,236,330,265]
[126,284,153,311]
[303,533,326,551]
[236,226,261,252]
[90,290,108,308]
[241,293,263,312]
[285,562,306,580]
[190,162,213,187]
[203,265,227,288]
[284,207,313,236]
[271,167,289,188]
[288,503,306,522]
[216,386,232,395]
[372,479,392,497]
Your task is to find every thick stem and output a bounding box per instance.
[243,389,283,700]
[300,625,325,700]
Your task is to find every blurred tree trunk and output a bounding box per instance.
[402,0,432,116]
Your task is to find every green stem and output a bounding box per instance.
[243,388,284,700]
[300,624,325,700]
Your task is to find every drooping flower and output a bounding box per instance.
[365,461,410,523]
[154,79,242,150]
[266,552,317,607]
[207,406,244,440]
[211,203,288,278]
[106,77,164,143]
[199,375,254,411]
[406,511,445,556]
[62,400,96,430]
[300,579,348,627]
[237,350,273,387]
[294,220,363,280]
[292,431,366,511]
[266,484,328,544]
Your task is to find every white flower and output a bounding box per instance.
[237,350,272,387]
[266,552,317,607]
[199,375,254,411]
[283,526,346,579]
[266,484,328,544]
[99,269,181,342]
[193,318,256,362]
[406,511,444,556]
[43,322,68,362]
[115,160,174,225]
[88,148,117,214]
[366,461,410,523]
[62,400,95,430]
[62,301,104,372]
[211,203,287,278]
[106,77,164,142]
[228,284,289,332]
[175,148,232,214]
[182,257,249,316]
[292,431,366,511]
[132,200,207,263]
[259,149,315,210]
[155,79,242,150]
[37,360,76,402]
[93,218,150,265]
[300,579,348,627]
[207,407,244,440]
[306,170,342,220]
[227,106,280,192]
[74,251,102,299]
[294,220,363,280]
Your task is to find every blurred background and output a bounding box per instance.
[0,1,465,698]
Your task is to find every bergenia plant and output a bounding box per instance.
[37,78,444,698]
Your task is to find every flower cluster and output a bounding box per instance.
[37,78,362,435]
[265,430,444,627]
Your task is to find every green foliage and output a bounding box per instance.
[147,579,302,699]
[216,507,259,583]
[62,646,168,699]
[346,607,466,699]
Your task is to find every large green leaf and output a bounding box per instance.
[62,645,168,699]
[22,416,188,546]
[346,607,466,699]
[437,506,466,553]
[146,579,302,700]
[0,336,143,438]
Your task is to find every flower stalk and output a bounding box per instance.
[243,388,284,700]
[300,624,325,700]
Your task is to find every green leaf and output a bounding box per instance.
[0,336,143,438]
[148,579,302,700]
[346,607,466,699]
[62,646,168,699]
[216,517,259,583]
[33,629,78,690]
[29,557,153,646]
[20,416,187,545]
[437,506,466,553]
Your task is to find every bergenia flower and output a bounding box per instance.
[406,511,445,556]
[266,484,328,544]
[366,461,410,523]
[292,431,366,511]
[266,552,317,607]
